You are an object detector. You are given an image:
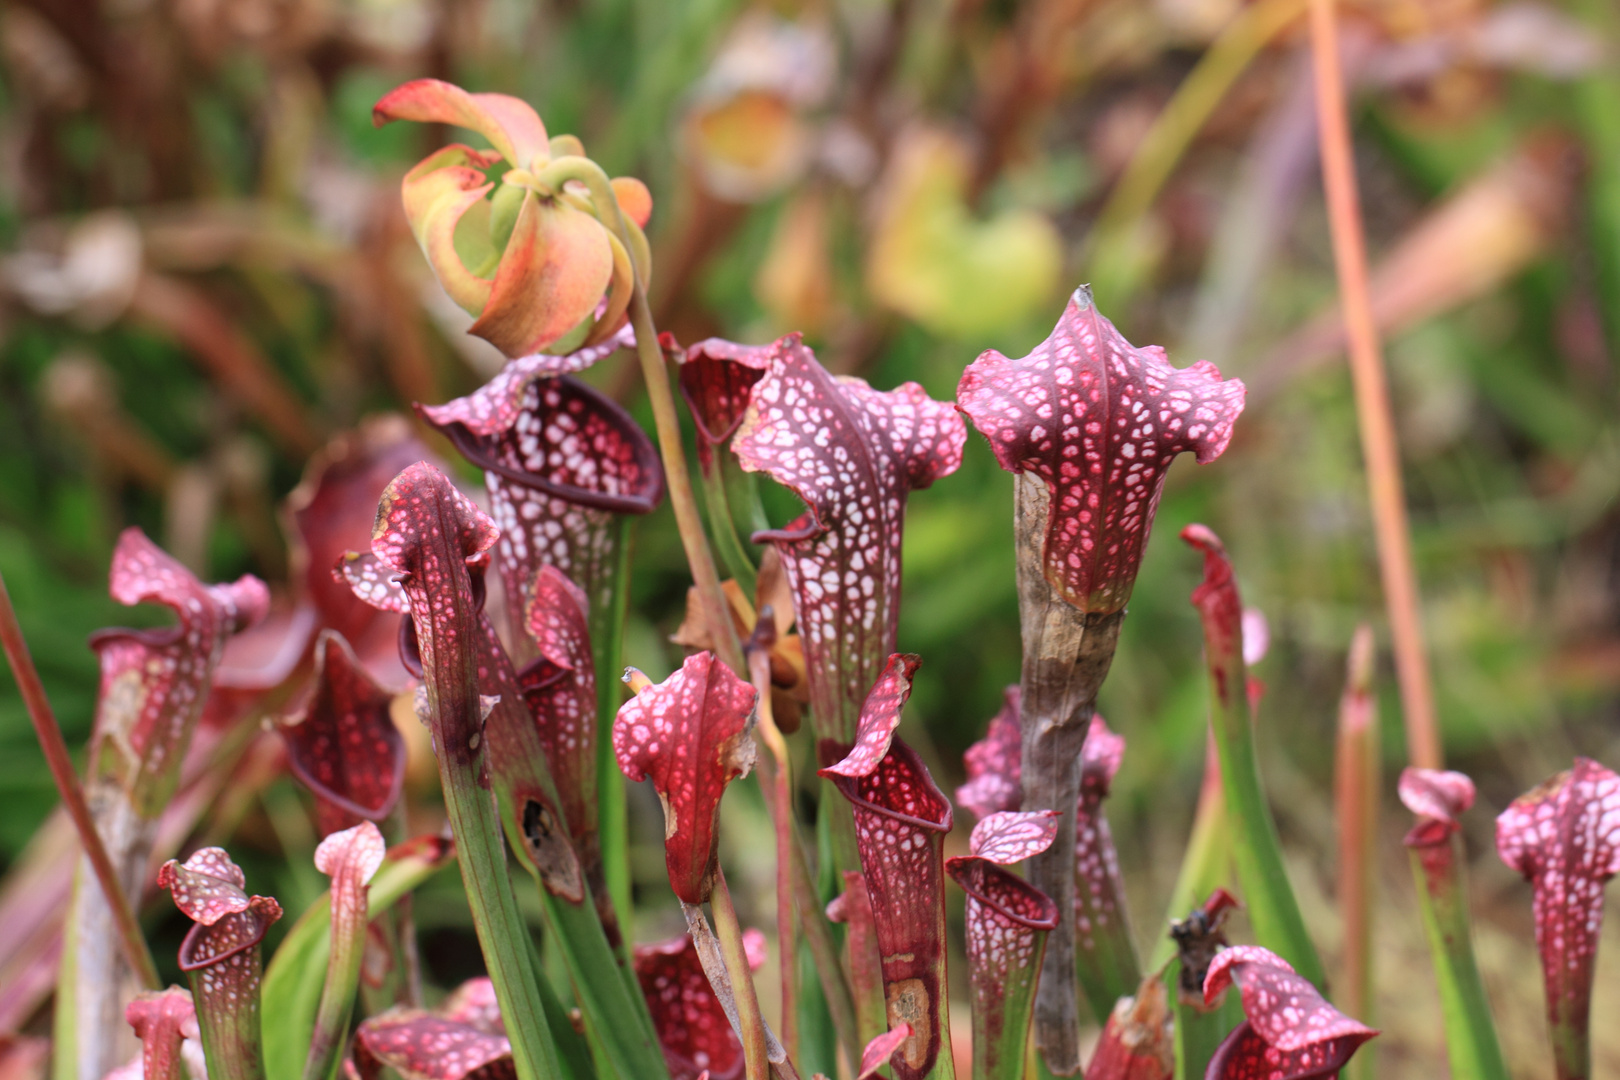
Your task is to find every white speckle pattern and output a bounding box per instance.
[338,552,408,614]
[419,326,636,438]
[157,847,250,925]
[969,810,1059,864]
[356,1009,515,1080]
[91,529,269,816]
[367,463,503,770]
[280,630,405,835]
[1496,757,1620,1046]
[633,932,755,1080]
[1074,717,1130,951]
[520,566,598,848]
[824,737,953,1080]
[821,654,921,779]
[126,986,195,1080]
[957,288,1245,612]
[314,821,386,932]
[440,978,504,1034]
[158,846,281,1003]
[1398,767,1475,828]
[732,334,966,743]
[426,374,661,659]
[1202,946,1376,1080]
[613,652,758,904]
[945,856,1058,1075]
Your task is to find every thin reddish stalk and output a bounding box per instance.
[710,870,772,1080]
[0,569,160,991]
[747,646,799,1061]
[626,287,744,674]
[1335,624,1378,1080]
[1306,0,1440,769]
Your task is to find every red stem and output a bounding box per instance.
[0,568,161,990]
[747,647,799,1061]
[1307,0,1441,769]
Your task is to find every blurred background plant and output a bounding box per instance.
[0,0,1617,1075]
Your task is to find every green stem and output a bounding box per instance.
[188,956,267,1080]
[531,881,670,1080]
[261,836,454,1080]
[1150,731,1230,971]
[794,948,840,1080]
[1173,968,1242,1080]
[525,925,599,1080]
[595,515,635,953]
[1204,630,1324,987]
[538,154,742,674]
[698,449,758,597]
[627,287,743,673]
[789,834,860,1068]
[1408,833,1510,1080]
[438,736,563,1080]
[710,871,772,1080]
[304,883,368,1080]
[725,453,770,538]
[747,651,796,1060]
[1073,834,1143,1026]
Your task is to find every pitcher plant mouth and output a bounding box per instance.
[421,374,665,517]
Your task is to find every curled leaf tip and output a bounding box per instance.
[157,848,250,926]
[676,337,775,452]
[125,988,197,1080]
[1182,524,1246,699]
[820,653,922,779]
[93,529,270,813]
[1202,946,1376,1080]
[1399,767,1475,841]
[373,79,549,167]
[372,463,499,576]
[314,821,387,887]
[969,810,1060,864]
[857,1025,913,1080]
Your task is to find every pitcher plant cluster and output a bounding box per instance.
[12,78,1620,1080]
